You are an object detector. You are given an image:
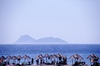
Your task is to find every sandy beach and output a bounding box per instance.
[29,64,89,66]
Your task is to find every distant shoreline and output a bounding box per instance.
[0,44,100,45]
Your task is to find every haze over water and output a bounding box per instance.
[0,0,100,44]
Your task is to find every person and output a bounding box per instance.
[36,59,39,65]
[63,58,67,64]
[40,59,42,64]
[73,61,78,66]
[0,62,2,66]
[16,63,21,66]
[93,61,99,66]
[31,58,34,64]
[21,63,24,66]
[28,62,31,65]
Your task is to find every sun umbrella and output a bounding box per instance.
[12,56,17,60]
[50,54,57,64]
[6,56,12,64]
[87,54,99,60]
[26,56,31,64]
[44,54,49,63]
[61,55,67,60]
[69,54,83,64]
[49,55,56,61]
[56,54,61,58]
[35,56,40,60]
[87,54,99,65]
[23,55,28,60]
[11,56,17,64]
[44,54,49,58]
[17,55,22,59]
[17,55,22,63]
[6,56,12,60]
[35,54,44,64]
[55,54,61,63]
[62,55,67,59]
[26,56,31,60]
[23,55,29,60]
[56,53,63,61]
[35,56,40,65]
[0,56,6,63]
[23,55,31,64]
[69,54,83,60]
[1,56,6,60]
[1,56,5,59]
[50,55,56,59]
[38,54,43,59]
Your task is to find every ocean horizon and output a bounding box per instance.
[0,44,100,64]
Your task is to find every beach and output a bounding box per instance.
[5,64,90,66]
[29,64,89,66]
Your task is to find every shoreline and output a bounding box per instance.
[31,64,89,66]
[5,64,90,66]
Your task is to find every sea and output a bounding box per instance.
[0,44,100,64]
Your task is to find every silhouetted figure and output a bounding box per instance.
[58,63,60,66]
[63,58,67,64]
[28,62,31,65]
[72,61,78,66]
[21,63,24,66]
[93,62,99,66]
[36,59,39,65]
[40,59,42,64]
[16,63,21,66]
[31,58,34,64]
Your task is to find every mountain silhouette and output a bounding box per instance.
[14,35,36,44]
[37,37,67,44]
[14,35,67,44]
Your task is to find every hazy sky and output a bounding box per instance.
[0,0,100,44]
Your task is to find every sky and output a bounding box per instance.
[0,0,100,44]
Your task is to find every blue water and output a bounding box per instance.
[0,44,100,64]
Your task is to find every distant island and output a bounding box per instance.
[14,35,68,44]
